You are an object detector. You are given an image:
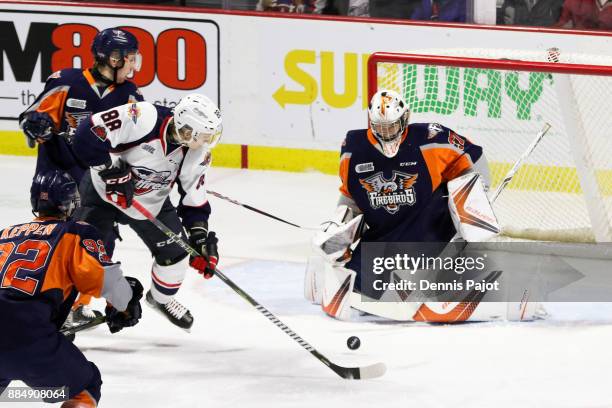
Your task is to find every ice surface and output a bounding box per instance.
[3,156,612,407]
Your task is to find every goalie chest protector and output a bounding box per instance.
[339,123,483,243]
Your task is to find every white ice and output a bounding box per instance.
[3,155,612,408]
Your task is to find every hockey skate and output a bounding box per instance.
[145,291,194,331]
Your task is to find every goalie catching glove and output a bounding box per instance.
[188,222,219,279]
[312,205,363,265]
[105,276,143,334]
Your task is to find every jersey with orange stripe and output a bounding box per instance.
[0,218,131,346]
[340,122,484,243]
[19,68,143,183]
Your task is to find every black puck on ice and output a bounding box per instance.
[347,336,361,350]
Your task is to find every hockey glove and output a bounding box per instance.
[106,276,143,334]
[188,223,219,279]
[99,160,134,209]
[22,111,54,146]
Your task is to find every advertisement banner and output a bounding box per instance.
[0,7,220,121]
[1,1,611,158]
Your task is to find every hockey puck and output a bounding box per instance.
[347,336,361,350]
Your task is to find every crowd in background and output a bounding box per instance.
[104,0,612,30]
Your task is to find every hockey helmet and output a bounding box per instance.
[30,170,80,218]
[173,93,223,149]
[368,89,410,158]
[92,27,141,72]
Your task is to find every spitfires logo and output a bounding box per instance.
[359,171,418,214]
[131,166,172,195]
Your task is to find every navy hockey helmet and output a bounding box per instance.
[91,27,140,69]
[30,170,80,218]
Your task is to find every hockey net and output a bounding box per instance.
[368,50,612,243]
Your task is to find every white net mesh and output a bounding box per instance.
[372,49,612,242]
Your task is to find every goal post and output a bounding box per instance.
[367,51,612,243]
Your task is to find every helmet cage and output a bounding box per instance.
[370,111,409,158]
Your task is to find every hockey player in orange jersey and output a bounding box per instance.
[19,27,145,328]
[0,170,143,408]
[304,89,542,323]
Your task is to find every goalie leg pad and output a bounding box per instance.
[304,255,326,305]
[321,263,356,321]
[150,257,188,304]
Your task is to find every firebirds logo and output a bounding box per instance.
[131,166,172,195]
[65,111,92,140]
[359,171,418,214]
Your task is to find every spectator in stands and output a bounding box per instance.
[500,0,563,26]
[553,0,612,29]
[312,0,369,15]
[411,0,467,22]
[256,0,306,12]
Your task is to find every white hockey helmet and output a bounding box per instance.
[173,93,223,149]
[368,89,410,158]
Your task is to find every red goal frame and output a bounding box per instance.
[367,51,612,100]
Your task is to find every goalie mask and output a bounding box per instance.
[368,90,410,158]
[172,93,223,150]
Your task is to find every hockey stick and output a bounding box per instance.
[489,123,552,203]
[206,190,319,231]
[60,315,106,337]
[131,199,386,380]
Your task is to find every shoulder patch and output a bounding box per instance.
[448,131,465,150]
[67,98,87,109]
[427,123,444,139]
[355,162,374,173]
[128,103,140,124]
[91,125,108,141]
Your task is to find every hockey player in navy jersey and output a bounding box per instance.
[19,27,144,325]
[19,27,143,184]
[306,89,502,322]
[72,94,222,330]
[0,170,142,408]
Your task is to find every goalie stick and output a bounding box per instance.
[130,199,386,380]
[489,123,552,203]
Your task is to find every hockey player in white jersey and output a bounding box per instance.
[72,94,222,330]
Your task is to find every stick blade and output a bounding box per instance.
[331,362,387,380]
